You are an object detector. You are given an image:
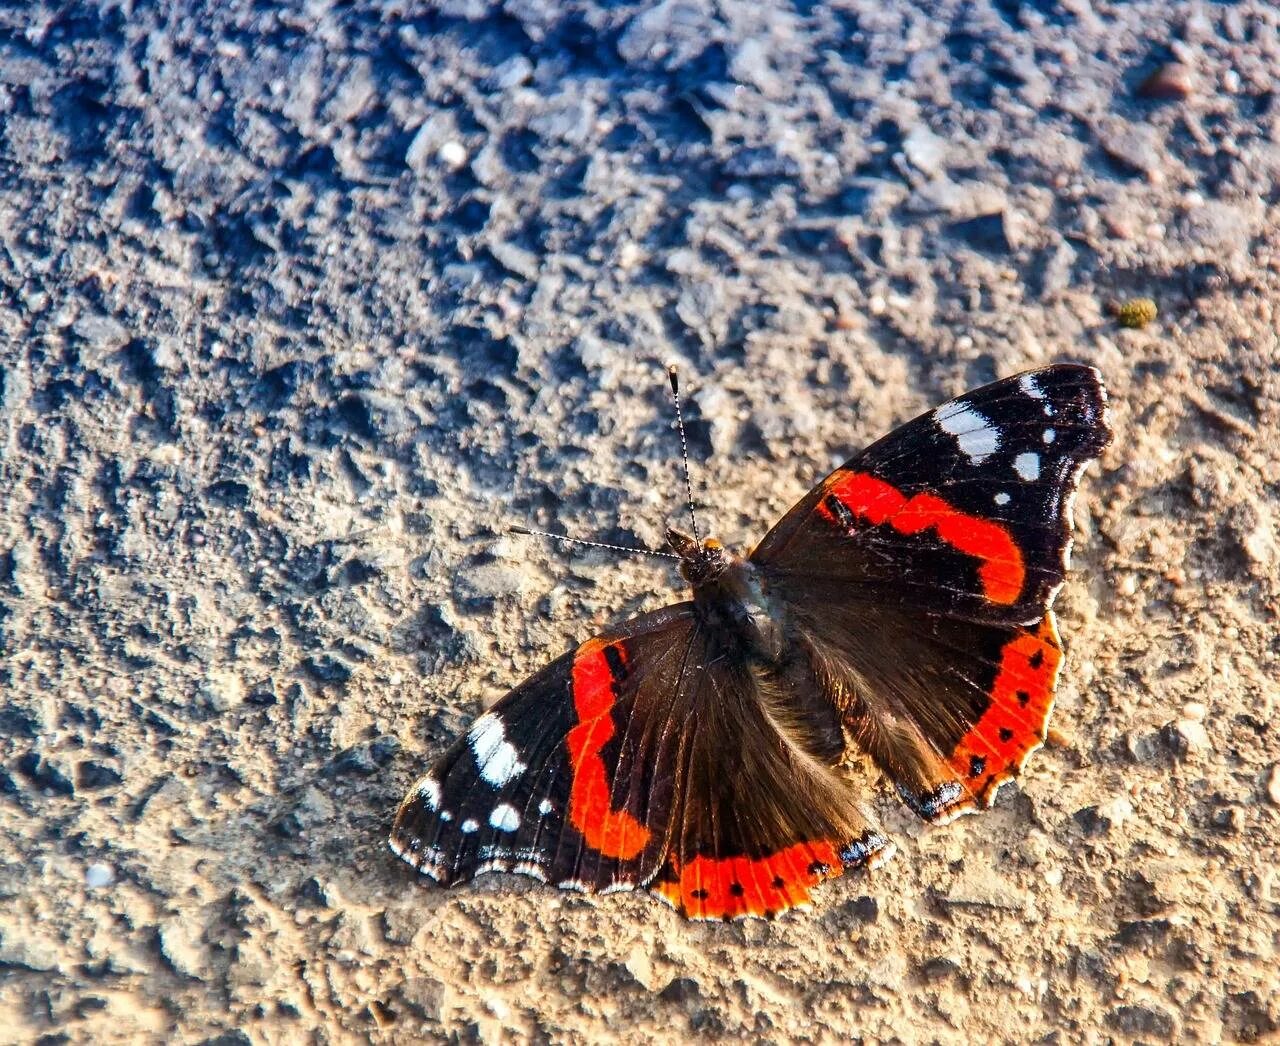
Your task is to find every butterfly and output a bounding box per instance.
[390,365,1111,920]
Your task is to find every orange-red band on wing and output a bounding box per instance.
[947,615,1061,796]
[655,842,844,919]
[818,470,1025,604]
[567,638,651,860]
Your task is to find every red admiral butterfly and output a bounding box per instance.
[390,365,1110,919]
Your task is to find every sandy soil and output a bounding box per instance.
[2,0,1278,1042]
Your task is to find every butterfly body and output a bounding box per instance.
[391,365,1111,919]
[668,530,789,662]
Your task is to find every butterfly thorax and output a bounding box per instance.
[667,527,787,662]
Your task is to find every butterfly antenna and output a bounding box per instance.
[667,365,701,547]
[508,525,679,561]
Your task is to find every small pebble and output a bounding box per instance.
[1211,806,1243,834]
[437,141,468,169]
[1266,764,1280,806]
[85,863,114,888]
[1165,718,1211,759]
[1137,62,1196,100]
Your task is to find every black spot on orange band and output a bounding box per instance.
[946,616,1062,797]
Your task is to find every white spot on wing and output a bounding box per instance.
[1020,373,1045,400]
[1014,452,1041,481]
[460,818,479,833]
[934,401,1000,463]
[468,713,527,787]
[1043,427,1056,444]
[415,776,441,810]
[994,492,1011,506]
[490,803,520,831]
[439,810,453,821]
[538,799,553,816]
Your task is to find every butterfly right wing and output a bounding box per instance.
[749,365,1109,824]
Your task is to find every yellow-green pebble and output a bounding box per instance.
[1114,297,1158,329]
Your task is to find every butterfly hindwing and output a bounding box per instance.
[646,632,891,918]
[751,365,1109,822]
[789,601,1064,823]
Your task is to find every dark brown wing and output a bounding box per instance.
[389,604,695,894]
[752,365,1110,626]
[390,603,891,918]
[646,630,891,919]
[751,365,1109,822]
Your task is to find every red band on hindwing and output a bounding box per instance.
[567,638,652,860]
[655,841,844,919]
[948,615,1061,796]
[818,471,1026,605]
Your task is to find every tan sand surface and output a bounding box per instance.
[1,1,1277,1042]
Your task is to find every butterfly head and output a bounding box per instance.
[665,527,733,586]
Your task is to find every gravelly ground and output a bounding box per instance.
[2,1,1279,1042]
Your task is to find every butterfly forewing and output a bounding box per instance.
[753,364,1109,627]
[390,606,696,893]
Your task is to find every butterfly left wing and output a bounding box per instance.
[389,604,695,896]
[391,603,892,918]
[751,365,1110,823]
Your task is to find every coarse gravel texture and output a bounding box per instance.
[2,0,1279,1042]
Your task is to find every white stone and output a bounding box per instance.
[1266,764,1280,806]
[1173,719,1211,756]
[85,863,114,888]
[437,140,468,169]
